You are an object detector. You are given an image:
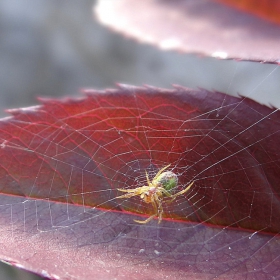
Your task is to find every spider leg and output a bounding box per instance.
[152,198,159,216]
[117,186,150,195]
[153,164,171,181]
[117,188,141,193]
[168,181,194,203]
[145,170,151,185]
[156,195,163,224]
[159,187,172,197]
[134,196,159,224]
[134,214,157,224]
[151,193,163,224]
[116,192,139,199]
[116,186,149,199]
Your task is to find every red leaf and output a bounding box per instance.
[0,85,280,279]
[95,0,280,62]
[215,0,280,24]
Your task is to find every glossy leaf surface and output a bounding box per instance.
[0,86,280,279]
[95,0,280,62]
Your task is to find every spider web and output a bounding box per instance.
[0,63,280,279]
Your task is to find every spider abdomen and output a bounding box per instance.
[156,171,178,193]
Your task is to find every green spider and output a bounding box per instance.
[117,164,194,224]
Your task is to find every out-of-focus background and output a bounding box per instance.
[0,0,279,279]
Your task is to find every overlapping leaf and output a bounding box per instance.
[95,0,280,62]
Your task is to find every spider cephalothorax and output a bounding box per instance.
[117,164,194,224]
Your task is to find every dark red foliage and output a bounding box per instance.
[0,86,280,279]
[215,0,280,24]
[1,86,280,232]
